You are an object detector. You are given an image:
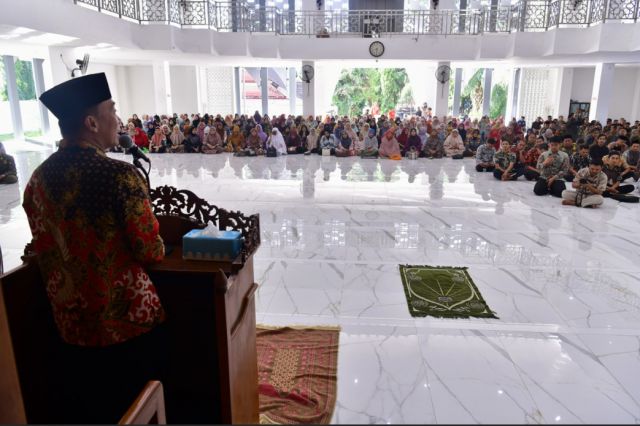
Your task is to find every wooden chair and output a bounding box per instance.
[119,381,166,425]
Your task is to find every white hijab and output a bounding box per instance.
[269,128,287,154]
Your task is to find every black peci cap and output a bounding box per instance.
[40,73,112,123]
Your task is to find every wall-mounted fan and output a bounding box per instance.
[301,64,314,95]
[71,53,90,78]
[435,64,451,97]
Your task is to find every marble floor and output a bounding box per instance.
[2,145,640,424]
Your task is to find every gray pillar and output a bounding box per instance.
[288,0,295,33]
[260,67,269,115]
[233,67,241,114]
[2,55,24,140]
[458,0,468,32]
[259,0,266,31]
[482,68,493,117]
[489,0,499,32]
[32,58,50,134]
[452,68,463,116]
[288,67,296,115]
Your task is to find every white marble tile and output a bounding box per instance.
[332,326,436,424]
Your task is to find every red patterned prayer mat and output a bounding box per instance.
[256,325,340,425]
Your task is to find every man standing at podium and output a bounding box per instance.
[22,73,167,423]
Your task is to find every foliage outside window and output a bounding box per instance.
[1,59,36,101]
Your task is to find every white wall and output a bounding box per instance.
[609,66,640,121]
[118,65,155,118]
[570,67,594,102]
[169,65,198,114]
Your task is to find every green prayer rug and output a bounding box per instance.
[399,265,498,319]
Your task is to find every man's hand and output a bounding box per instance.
[543,156,554,167]
[547,176,556,187]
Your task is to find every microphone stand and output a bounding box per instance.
[133,157,151,193]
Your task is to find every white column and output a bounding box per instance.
[302,61,315,117]
[482,68,493,117]
[505,67,519,121]
[289,67,297,116]
[452,68,462,117]
[553,67,573,119]
[260,67,269,115]
[434,61,451,119]
[32,58,50,134]
[233,67,241,115]
[2,55,23,140]
[152,61,172,114]
[590,63,615,123]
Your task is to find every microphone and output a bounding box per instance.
[118,133,150,163]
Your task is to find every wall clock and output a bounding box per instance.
[369,41,385,58]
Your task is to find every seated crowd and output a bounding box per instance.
[118,111,640,206]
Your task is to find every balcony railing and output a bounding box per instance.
[74,0,640,35]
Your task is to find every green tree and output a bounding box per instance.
[380,68,407,113]
[1,59,36,101]
[489,82,507,119]
[332,68,382,116]
[399,84,414,106]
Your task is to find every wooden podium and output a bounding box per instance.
[0,186,261,424]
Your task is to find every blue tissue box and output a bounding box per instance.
[182,229,243,261]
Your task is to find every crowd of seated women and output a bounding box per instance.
[119,110,640,204]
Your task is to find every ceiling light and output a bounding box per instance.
[21,33,78,45]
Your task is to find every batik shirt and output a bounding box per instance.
[570,153,591,172]
[23,145,165,347]
[575,167,607,193]
[0,153,17,177]
[536,151,570,179]
[494,150,515,170]
[475,144,496,164]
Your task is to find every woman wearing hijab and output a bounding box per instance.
[457,123,467,142]
[305,128,319,154]
[150,127,167,153]
[298,124,310,148]
[404,128,422,156]
[227,125,245,152]
[185,127,202,153]
[214,121,226,144]
[361,127,379,158]
[397,126,409,150]
[418,120,429,148]
[286,127,305,154]
[169,124,185,152]
[256,124,268,144]
[423,130,445,158]
[246,127,265,156]
[444,129,465,159]
[196,122,206,142]
[267,128,287,156]
[335,130,355,157]
[379,129,402,160]
[202,126,224,154]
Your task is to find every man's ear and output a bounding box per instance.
[84,114,99,133]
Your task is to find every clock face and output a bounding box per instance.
[369,41,384,58]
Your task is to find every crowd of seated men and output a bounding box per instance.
[117,111,640,206]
